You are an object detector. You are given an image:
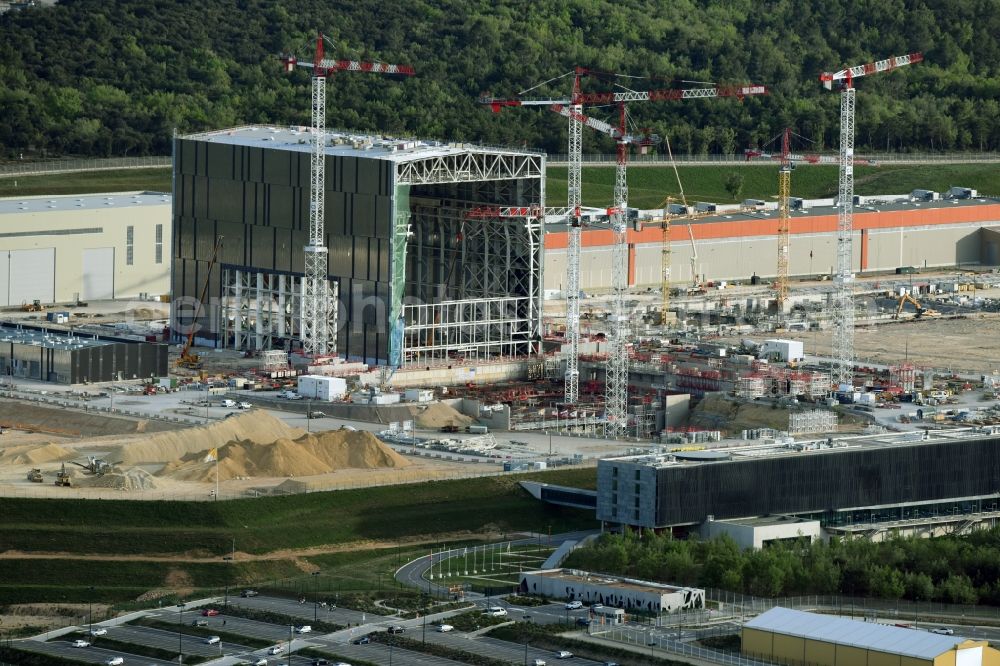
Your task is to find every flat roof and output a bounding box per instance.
[746,607,968,660]
[543,195,997,232]
[0,326,114,350]
[182,125,541,163]
[715,515,819,527]
[524,568,696,595]
[0,191,170,216]
[602,427,1000,470]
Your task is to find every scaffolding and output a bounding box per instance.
[259,350,288,373]
[220,268,337,353]
[890,363,917,393]
[788,410,839,435]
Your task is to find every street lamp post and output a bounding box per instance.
[88,586,95,636]
[177,604,184,663]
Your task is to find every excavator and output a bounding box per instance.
[177,237,224,370]
[894,293,940,319]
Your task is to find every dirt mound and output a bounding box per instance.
[688,393,794,434]
[0,442,74,465]
[77,467,158,491]
[0,401,175,438]
[413,403,473,429]
[159,429,410,481]
[112,411,305,464]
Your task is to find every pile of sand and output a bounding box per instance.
[79,467,158,491]
[413,403,474,429]
[0,442,74,465]
[688,393,796,434]
[158,429,410,482]
[112,411,305,465]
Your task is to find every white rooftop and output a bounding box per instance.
[183,125,540,163]
[0,192,170,215]
[746,607,969,660]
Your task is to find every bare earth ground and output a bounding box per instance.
[776,313,1000,375]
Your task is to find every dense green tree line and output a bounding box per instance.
[564,529,1000,605]
[2,1,1000,158]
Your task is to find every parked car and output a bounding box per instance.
[532,660,547,666]
[555,650,573,659]
[352,636,371,645]
[486,606,507,617]
[71,639,90,648]
[241,589,259,597]
[576,617,590,626]
[90,628,108,636]
[268,645,284,655]
[387,625,405,634]
[193,619,208,626]
[252,659,268,666]
[105,658,124,666]
[437,624,453,632]
[238,401,252,409]
[931,627,955,635]
[206,636,221,645]
[564,600,583,610]
[295,625,312,634]
[202,609,220,616]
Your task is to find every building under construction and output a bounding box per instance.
[172,126,544,366]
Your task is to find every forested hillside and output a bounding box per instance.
[2,0,999,158]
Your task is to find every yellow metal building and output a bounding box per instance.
[742,607,1000,666]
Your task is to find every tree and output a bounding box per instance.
[723,171,745,200]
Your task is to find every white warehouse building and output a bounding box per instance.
[519,568,705,614]
[0,192,171,306]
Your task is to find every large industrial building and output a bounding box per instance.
[0,323,168,383]
[544,194,1000,292]
[172,126,545,366]
[0,192,171,306]
[594,428,1000,531]
[743,607,1000,666]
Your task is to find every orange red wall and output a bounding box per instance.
[543,204,1000,250]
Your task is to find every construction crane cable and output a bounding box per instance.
[518,71,575,96]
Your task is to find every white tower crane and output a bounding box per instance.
[819,53,921,387]
[485,81,765,432]
[281,34,414,358]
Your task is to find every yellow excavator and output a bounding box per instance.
[177,237,224,370]
[894,293,939,319]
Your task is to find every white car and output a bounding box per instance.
[931,627,955,635]
[268,645,284,654]
[105,658,124,666]
[252,659,268,666]
[295,625,312,633]
[206,635,221,645]
[238,401,252,409]
[71,639,90,648]
[486,606,507,617]
[555,650,574,659]
[533,660,547,666]
[90,627,108,636]
[437,624,453,632]
[564,600,583,610]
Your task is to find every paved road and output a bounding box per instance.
[16,637,178,665]
[395,530,598,596]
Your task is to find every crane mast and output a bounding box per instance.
[820,52,921,388]
[605,103,630,438]
[776,128,792,308]
[282,34,414,358]
[303,66,330,357]
[564,71,585,405]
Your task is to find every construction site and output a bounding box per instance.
[1,48,1000,503]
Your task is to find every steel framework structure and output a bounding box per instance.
[820,52,922,387]
[281,34,414,358]
[219,267,338,352]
